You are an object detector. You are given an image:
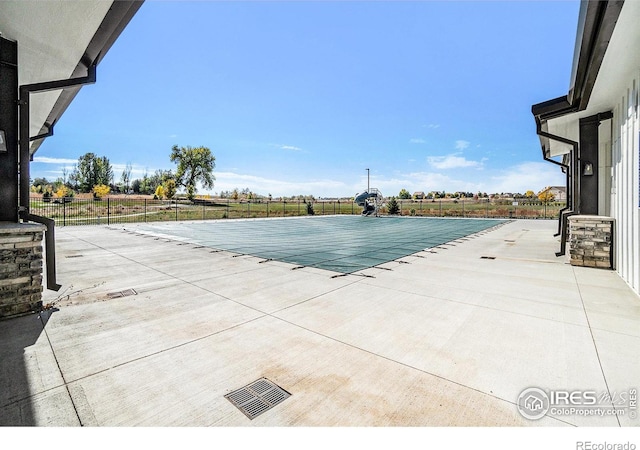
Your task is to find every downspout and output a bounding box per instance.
[535,122,579,257]
[555,166,570,237]
[18,64,97,291]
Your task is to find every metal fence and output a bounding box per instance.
[29,196,566,226]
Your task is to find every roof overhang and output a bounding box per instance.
[531,0,636,159]
[0,0,143,157]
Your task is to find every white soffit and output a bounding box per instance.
[546,119,578,157]
[0,1,114,148]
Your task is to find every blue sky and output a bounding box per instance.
[33,0,580,198]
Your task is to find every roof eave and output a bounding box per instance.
[532,0,624,131]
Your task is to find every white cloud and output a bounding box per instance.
[32,156,77,165]
[280,145,302,151]
[409,138,426,144]
[455,140,470,150]
[423,124,440,129]
[427,154,481,170]
[211,171,350,198]
[488,161,565,194]
[269,143,303,152]
[187,161,565,198]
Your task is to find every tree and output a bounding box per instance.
[170,145,216,201]
[387,196,400,215]
[538,188,555,204]
[31,177,50,194]
[55,185,68,198]
[73,153,113,192]
[154,185,165,199]
[121,162,132,194]
[398,188,411,199]
[306,202,315,215]
[92,184,110,199]
[163,179,177,199]
[525,190,535,198]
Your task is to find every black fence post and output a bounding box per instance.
[283,199,286,217]
[298,199,300,216]
[267,201,269,218]
[462,199,465,218]
[63,200,66,226]
[175,199,178,221]
[439,200,442,217]
[202,201,205,220]
[144,198,147,222]
[107,198,110,225]
[248,200,250,218]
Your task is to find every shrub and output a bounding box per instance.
[92,184,110,199]
[306,202,315,215]
[387,197,399,215]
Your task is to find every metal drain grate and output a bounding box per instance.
[480,256,496,260]
[106,288,137,299]
[225,378,290,420]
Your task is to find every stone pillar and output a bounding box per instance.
[0,222,46,318]
[568,215,614,269]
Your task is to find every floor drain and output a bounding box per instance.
[225,378,291,420]
[106,288,137,299]
[480,256,496,260]
[65,255,83,258]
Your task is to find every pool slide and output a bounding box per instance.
[354,189,383,216]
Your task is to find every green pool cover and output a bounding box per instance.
[131,216,505,274]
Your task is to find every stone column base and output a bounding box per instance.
[568,215,614,269]
[0,222,46,318]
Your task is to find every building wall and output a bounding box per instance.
[599,120,612,217]
[610,72,640,295]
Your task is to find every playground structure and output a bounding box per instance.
[354,188,384,216]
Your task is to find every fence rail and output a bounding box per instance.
[29,197,566,227]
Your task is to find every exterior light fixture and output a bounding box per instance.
[0,130,7,153]
[583,162,594,176]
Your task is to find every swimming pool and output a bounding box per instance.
[128,215,506,274]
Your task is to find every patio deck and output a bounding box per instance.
[1,218,638,428]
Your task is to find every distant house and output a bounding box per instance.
[548,186,566,201]
[413,191,425,200]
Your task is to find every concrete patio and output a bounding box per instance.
[1,218,638,427]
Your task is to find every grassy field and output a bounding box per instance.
[29,196,566,226]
